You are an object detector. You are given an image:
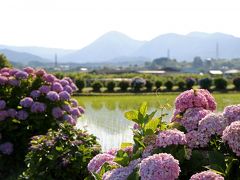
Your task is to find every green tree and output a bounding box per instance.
[0,53,12,68]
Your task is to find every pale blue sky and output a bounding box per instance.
[0,0,239,49]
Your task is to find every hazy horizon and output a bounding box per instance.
[0,0,240,49]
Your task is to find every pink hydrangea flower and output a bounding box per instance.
[223,104,240,125]
[190,170,224,180]
[178,107,210,132]
[105,148,118,156]
[139,153,180,180]
[186,130,210,149]
[23,67,35,74]
[35,69,46,76]
[222,121,240,156]
[198,113,227,136]
[198,89,217,111]
[155,129,186,148]
[142,144,156,158]
[87,153,115,173]
[175,89,209,112]
[102,167,132,180]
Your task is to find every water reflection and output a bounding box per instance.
[77,100,172,151]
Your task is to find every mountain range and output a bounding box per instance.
[1,31,240,64]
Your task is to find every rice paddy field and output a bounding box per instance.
[75,92,240,151]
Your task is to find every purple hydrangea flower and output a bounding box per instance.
[1,72,9,77]
[186,130,210,149]
[222,121,240,156]
[8,77,19,86]
[78,106,85,114]
[70,83,78,91]
[87,153,115,173]
[63,77,73,84]
[63,114,76,125]
[9,69,19,76]
[0,110,8,121]
[59,79,69,86]
[198,89,217,111]
[70,99,79,107]
[156,129,186,148]
[20,97,33,108]
[15,71,28,79]
[17,110,29,120]
[0,75,8,85]
[7,108,17,118]
[52,107,64,119]
[43,74,56,83]
[71,108,81,117]
[0,100,6,110]
[63,85,73,94]
[139,153,180,180]
[39,85,51,94]
[30,90,41,98]
[59,91,70,101]
[31,102,46,113]
[190,170,224,180]
[0,142,13,155]
[52,82,63,92]
[198,113,227,137]
[46,91,60,101]
[105,148,118,156]
[62,104,71,113]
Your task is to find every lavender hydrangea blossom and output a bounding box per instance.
[31,102,46,113]
[222,121,240,156]
[59,91,70,101]
[139,153,180,180]
[17,110,29,120]
[87,153,115,173]
[20,97,34,108]
[155,129,186,148]
[190,170,224,180]
[52,107,64,119]
[0,142,13,155]
[223,104,240,125]
[52,82,63,93]
[0,100,6,110]
[46,91,60,101]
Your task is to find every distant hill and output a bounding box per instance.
[62,31,146,63]
[133,32,240,60]
[0,45,75,60]
[1,31,240,63]
[0,49,50,65]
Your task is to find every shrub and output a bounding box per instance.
[214,78,227,90]
[118,81,130,92]
[186,78,195,89]
[145,80,153,92]
[75,79,85,92]
[92,81,103,92]
[0,67,83,178]
[199,78,212,90]
[233,77,240,90]
[177,81,185,91]
[20,123,101,179]
[155,80,162,90]
[106,81,116,92]
[0,54,12,68]
[131,78,146,92]
[89,90,240,179]
[164,80,173,91]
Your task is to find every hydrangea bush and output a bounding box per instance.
[88,89,240,180]
[0,67,84,177]
[20,123,101,179]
